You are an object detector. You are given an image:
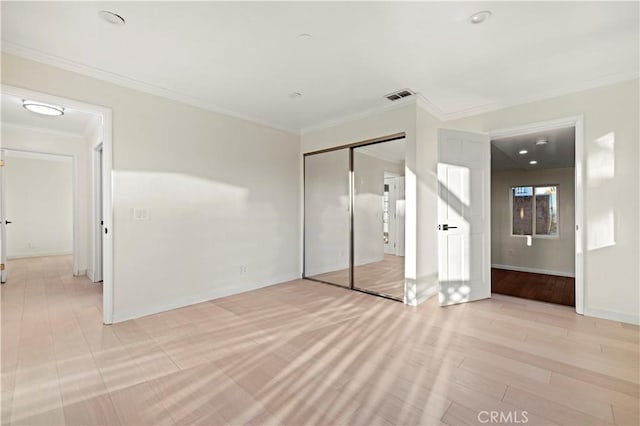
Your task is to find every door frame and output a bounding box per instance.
[383,173,399,255]
[488,115,585,315]
[1,84,115,324]
[91,143,103,283]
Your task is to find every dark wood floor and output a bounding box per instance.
[491,268,575,307]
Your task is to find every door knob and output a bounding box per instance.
[4,220,11,225]
[438,224,457,231]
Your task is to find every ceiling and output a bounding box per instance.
[2,2,638,133]
[2,93,99,137]
[491,127,575,171]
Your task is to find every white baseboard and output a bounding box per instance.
[584,307,640,326]
[8,250,72,259]
[492,264,575,278]
[415,284,438,306]
[112,272,301,323]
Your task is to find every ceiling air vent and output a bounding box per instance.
[384,88,415,101]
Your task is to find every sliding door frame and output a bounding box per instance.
[303,132,406,302]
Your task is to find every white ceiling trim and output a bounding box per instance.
[300,93,447,135]
[300,95,424,135]
[3,41,637,134]
[2,121,86,139]
[4,148,73,163]
[442,71,638,122]
[2,42,299,135]
[489,115,582,140]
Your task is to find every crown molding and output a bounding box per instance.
[415,94,447,121]
[301,96,421,135]
[2,42,299,135]
[4,42,637,136]
[3,148,72,163]
[1,121,86,139]
[438,71,639,122]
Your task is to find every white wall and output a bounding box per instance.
[1,125,92,274]
[491,167,575,276]
[447,79,639,324]
[4,154,73,258]
[416,103,443,304]
[2,53,301,322]
[353,150,403,266]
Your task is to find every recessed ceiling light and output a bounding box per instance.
[529,160,538,165]
[288,92,302,99]
[22,100,64,116]
[99,10,126,26]
[519,150,528,155]
[536,138,548,145]
[469,11,492,24]
[297,33,313,39]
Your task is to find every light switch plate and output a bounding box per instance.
[133,207,149,221]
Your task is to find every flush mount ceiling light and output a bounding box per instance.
[529,160,538,165]
[519,149,528,155]
[99,10,126,26]
[469,10,492,24]
[22,100,64,116]
[296,33,313,39]
[288,92,302,99]
[536,138,548,145]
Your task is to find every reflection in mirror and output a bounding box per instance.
[353,139,406,299]
[304,149,350,287]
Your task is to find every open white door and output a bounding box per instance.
[1,150,7,283]
[395,176,405,256]
[437,129,490,306]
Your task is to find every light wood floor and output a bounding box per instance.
[1,256,639,425]
[308,254,404,299]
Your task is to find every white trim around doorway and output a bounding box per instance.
[1,84,115,325]
[489,115,585,315]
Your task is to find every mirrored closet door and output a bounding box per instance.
[304,148,350,287]
[303,135,406,302]
[353,139,406,300]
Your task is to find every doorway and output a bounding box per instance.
[0,85,114,324]
[489,117,584,313]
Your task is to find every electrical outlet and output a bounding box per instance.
[240,265,248,275]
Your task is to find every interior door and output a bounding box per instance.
[395,176,405,256]
[437,129,490,306]
[1,150,7,283]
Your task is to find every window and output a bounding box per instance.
[511,185,559,237]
